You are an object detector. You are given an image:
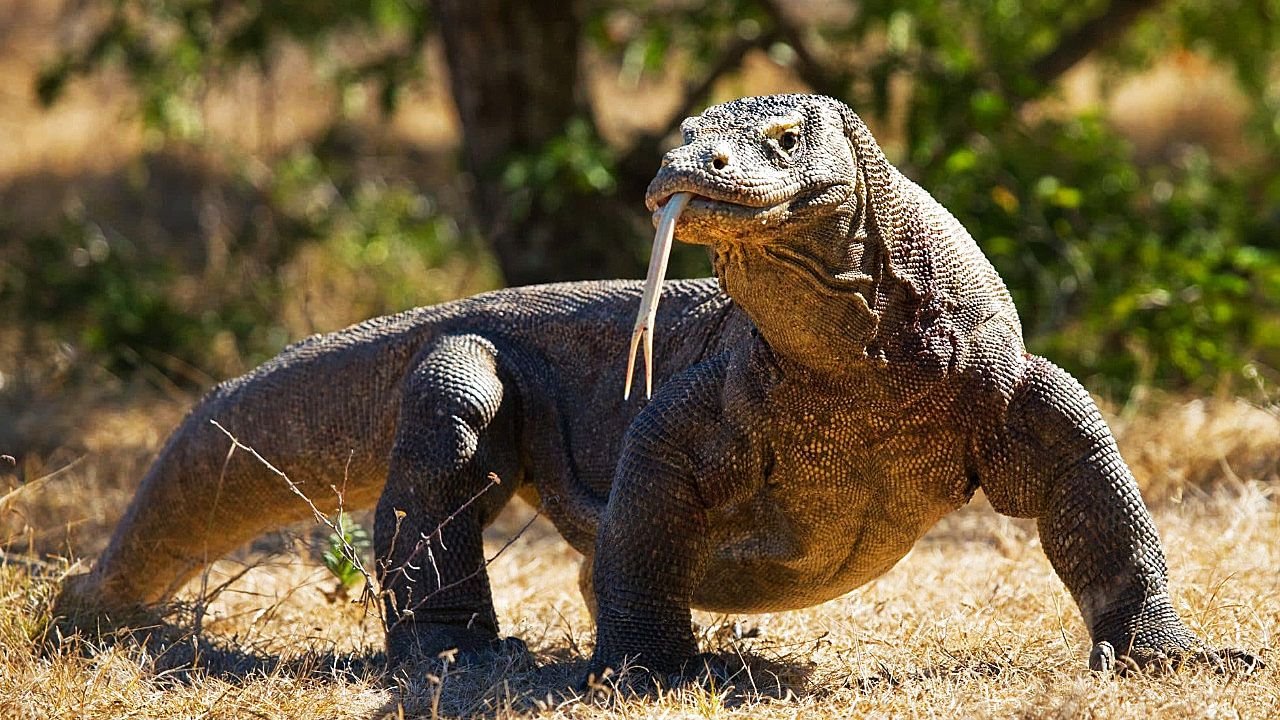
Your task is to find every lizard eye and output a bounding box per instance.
[778,129,799,152]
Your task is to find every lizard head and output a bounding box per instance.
[644,94,863,245]
[625,94,918,397]
[625,94,882,397]
[627,93,1018,394]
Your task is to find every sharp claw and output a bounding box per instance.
[1091,640,1264,677]
[1217,647,1265,674]
[1089,641,1116,673]
[625,191,692,399]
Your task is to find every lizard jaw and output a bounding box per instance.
[647,183,852,236]
[624,183,854,399]
[648,193,791,232]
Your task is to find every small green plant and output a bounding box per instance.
[322,511,371,593]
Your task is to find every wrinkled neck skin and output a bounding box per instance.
[681,174,903,386]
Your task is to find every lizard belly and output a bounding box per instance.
[693,428,973,613]
[695,497,929,612]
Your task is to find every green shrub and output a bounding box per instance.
[924,113,1280,392]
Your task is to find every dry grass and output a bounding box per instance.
[0,391,1277,719]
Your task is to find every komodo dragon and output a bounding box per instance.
[59,94,1257,679]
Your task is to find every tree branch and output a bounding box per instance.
[1031,0,1165,86]
[755,0,850,99]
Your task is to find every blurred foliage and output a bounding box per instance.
[3,213,229,376]
[0,137,495,382]
[930,116,1280,391]
[500,118,619,221]
[36,0,431,129]
[269,143,495,321]
[15,0,1280,394]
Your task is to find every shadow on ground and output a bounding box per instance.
[371,646,818,719]
[50,613,820,718]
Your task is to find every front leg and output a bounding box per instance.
[374,335,523,668]
[976,355,1259,673]
[591,441,706,675]
[591,354,751,677]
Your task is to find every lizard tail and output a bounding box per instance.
[55,318,423,626]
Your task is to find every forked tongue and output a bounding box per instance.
[624,191,692,400]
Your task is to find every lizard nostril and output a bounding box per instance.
[708,143,733,172]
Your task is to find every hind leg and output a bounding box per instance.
[374,334,523,667]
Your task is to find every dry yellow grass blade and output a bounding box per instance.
[0,396,1277,718]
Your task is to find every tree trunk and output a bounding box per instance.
[433,0,651,286]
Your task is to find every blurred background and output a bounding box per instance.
[1,0,1278,490]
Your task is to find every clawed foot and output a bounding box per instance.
[581,653,738,698]
[1087,599,1265,677]
[1089,641,1264,676]
[387,623,534,672]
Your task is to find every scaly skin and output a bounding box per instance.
[56,279,745,660]
[58,94,1257,680]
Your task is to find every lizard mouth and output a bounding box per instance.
[647,183,848,227]
[647,185,783,217]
